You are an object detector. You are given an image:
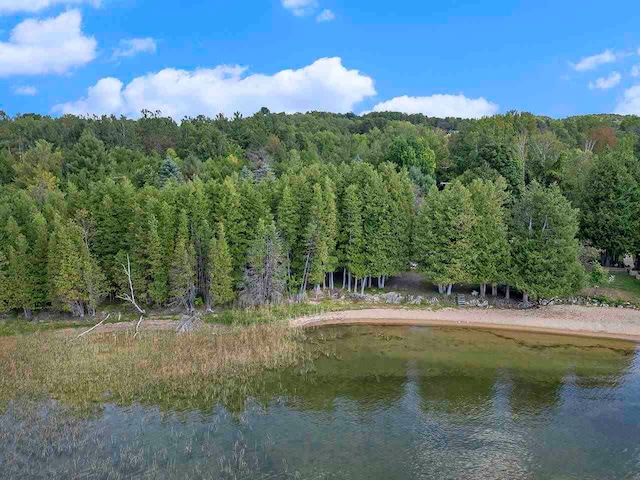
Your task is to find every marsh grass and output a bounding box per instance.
[0,324,308,413]
[0,399,336,479]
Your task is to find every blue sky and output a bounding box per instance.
[1,0,640,119]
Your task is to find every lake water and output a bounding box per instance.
[2,326,640,479]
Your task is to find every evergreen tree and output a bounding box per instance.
[277,183,300,281]
[381,162,414,282]
[361,167,392,288]
[581,147,640,264]
[219,176,248,279]
[341,184,366,290]
[4,217,36,318]
[510,182,583,304]
[168,210,196,312]
[30,212,50,309]
[468,178,510,296]
[208,222,235,307]
[147,213,169,305]
[240,219,287,306]
[322,177,339,288]
[48,217,107,317]
[64,128,112,186]
[304,183,329,292]
[414,182,475,295]
[159,156,184,185]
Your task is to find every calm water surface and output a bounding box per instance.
[2,326,640,479]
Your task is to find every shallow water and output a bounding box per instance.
[2,326,640,479]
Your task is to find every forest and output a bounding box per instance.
[0,108,639,319]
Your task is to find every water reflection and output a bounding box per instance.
[1,325,639,479]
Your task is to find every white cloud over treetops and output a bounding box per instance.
[0,10,96,77]
[616,85,640,115]
[54,57,377,119]
[0,0,99,15]
[589,72,622,90]
[572,49,618,72]
[371,94,499,118]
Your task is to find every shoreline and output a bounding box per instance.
[290,305,640,343]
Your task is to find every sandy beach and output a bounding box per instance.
[291,305,640,342]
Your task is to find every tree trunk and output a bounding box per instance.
[343,268,346,289]
[480,283,486,297]
[71,300,85,319]
[348,272,352,292]
[523,292,529,307]
[23,307,33,321]
[353,278,358,293]
[505,285,510,300]
[446,284,453,296]
[330,272,334,289]
[323,274,326,289]
[361,277,366,295]
[492,283,497,297]
[438,284,445,294]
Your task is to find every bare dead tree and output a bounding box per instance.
[583,138,596,155]
[117,254,146,315]
[515,132,528,181]
[77,313,111,338]
[133,315,144,338]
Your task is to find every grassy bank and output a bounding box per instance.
[0,324,308,412]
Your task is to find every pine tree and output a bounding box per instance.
[581,146,640,264]
[468,178,510,296]
[510,182,583,304]
[322,177,339,289]
[219,176,248,279]
[380,162,414,284]
[240,219,287,306]
[147,213,169,305]
[4,217,36,318]
[277,183,300,281]
[48,217,107,317]
[341,184,366,290]
[30,212,50,309]
[414,182,475,295]
[304,183,329,292]
[168,210,196,312]
[362,169,392,287]
[159,156,184,185]
[208,222,235,307]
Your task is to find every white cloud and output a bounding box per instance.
[0,10,96,77]
[13,84,37,95]
[631,64,640,77]
[281,0,317,16]
[54,57,376,119]
[0,0,99,15]
[113,37,157,59]
[371,94,499,118]
[615,85,640,115]
[316,9,335,22]
[572,49,618,72]
[589,71,622,90]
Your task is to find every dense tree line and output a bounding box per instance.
[0,109,639,318]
